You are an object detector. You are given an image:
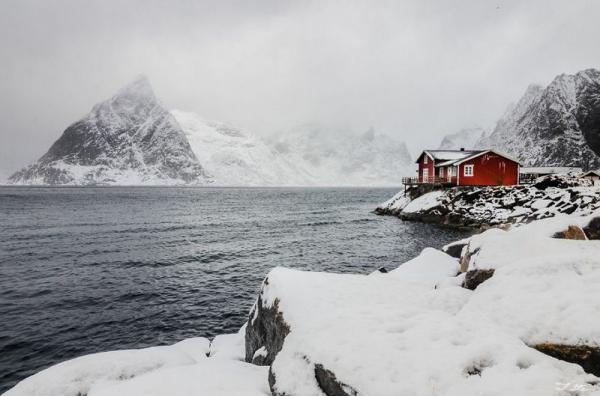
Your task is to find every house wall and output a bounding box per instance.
[417,154,434,182]
[458,153,519,186]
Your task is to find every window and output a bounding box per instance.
[464,165,474,177]
[438,167,444,177]
[422,168,429,182]
[423,155,428,164]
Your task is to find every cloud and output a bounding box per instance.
[1,0,600,171]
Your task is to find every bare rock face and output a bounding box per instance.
[314,364,359,396]
[10,76,208,185]
[462,269,495,290]
[246,273,361,396]
[443,240,468,259]
[245,284,290,366]
[478,68,600,170]
[583,217,600,240]
[533,344,600,377]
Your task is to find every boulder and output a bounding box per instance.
[245,290,290,366]
[462,269,495,290]
[553,225,588,240]
[533,344,600,377]
[442,240,468,259]
[584,217,600,240]
[314,364,359,396]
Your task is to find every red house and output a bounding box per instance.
[409,149,520,186]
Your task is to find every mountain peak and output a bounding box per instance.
[112,75,156,104]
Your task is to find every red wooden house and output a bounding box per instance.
[406,149,520,186]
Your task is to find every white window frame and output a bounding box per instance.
[422,168,429,182]
[464,164,474,177]
[423,155,428,164]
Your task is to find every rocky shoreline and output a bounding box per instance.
[376,175,600,229]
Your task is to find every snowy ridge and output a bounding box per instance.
[172,110,315,186]
[477,69,600,169]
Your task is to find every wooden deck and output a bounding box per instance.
[402,176,458,186]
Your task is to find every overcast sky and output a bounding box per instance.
[1,0,600,174]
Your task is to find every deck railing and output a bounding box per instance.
[402,176,458,185]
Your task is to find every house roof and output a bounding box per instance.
[582,169,600,177]
[416,150,481,164]
[520,167,583,175]
[416,149,522,167]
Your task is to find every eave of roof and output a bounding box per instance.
[582,170,600,177]
[415,149,480,164]
[448,149,522,166]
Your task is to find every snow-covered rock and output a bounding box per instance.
[4,338,210,396]
[247,264,599,395]
[87,359,269,396]
[377,175,600,228]
[478,68,600,170]
[4,333,270,396]
[9,77,208,185]
[387,247,459,284]
[209,325,246,361]
[454,212,600,375]
[374,189,411,215]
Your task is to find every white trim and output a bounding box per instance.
[464,164,474,177]
[453,149,522,166]
[422,168,429,182]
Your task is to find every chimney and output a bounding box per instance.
[460,147,465,151]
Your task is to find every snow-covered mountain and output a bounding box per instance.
[478,68,600,169]
[437,127,486,150]
[9,77,412,186]
[269,124,413,186]
[10,76,208,185]
[172,111,314,186]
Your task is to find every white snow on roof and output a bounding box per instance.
[583,170,600,177]
[426,150,480,161]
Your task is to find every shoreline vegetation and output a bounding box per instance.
[5,178,600,395]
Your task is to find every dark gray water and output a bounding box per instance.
[0,187,471,393]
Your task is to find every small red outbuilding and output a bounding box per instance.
[414,149,520,186]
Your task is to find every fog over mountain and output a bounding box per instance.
[2,0,600,175]
[438,127,486,150]
[10,78,413,186]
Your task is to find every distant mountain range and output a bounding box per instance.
[9,77,412,186]
[439,68,600,170]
